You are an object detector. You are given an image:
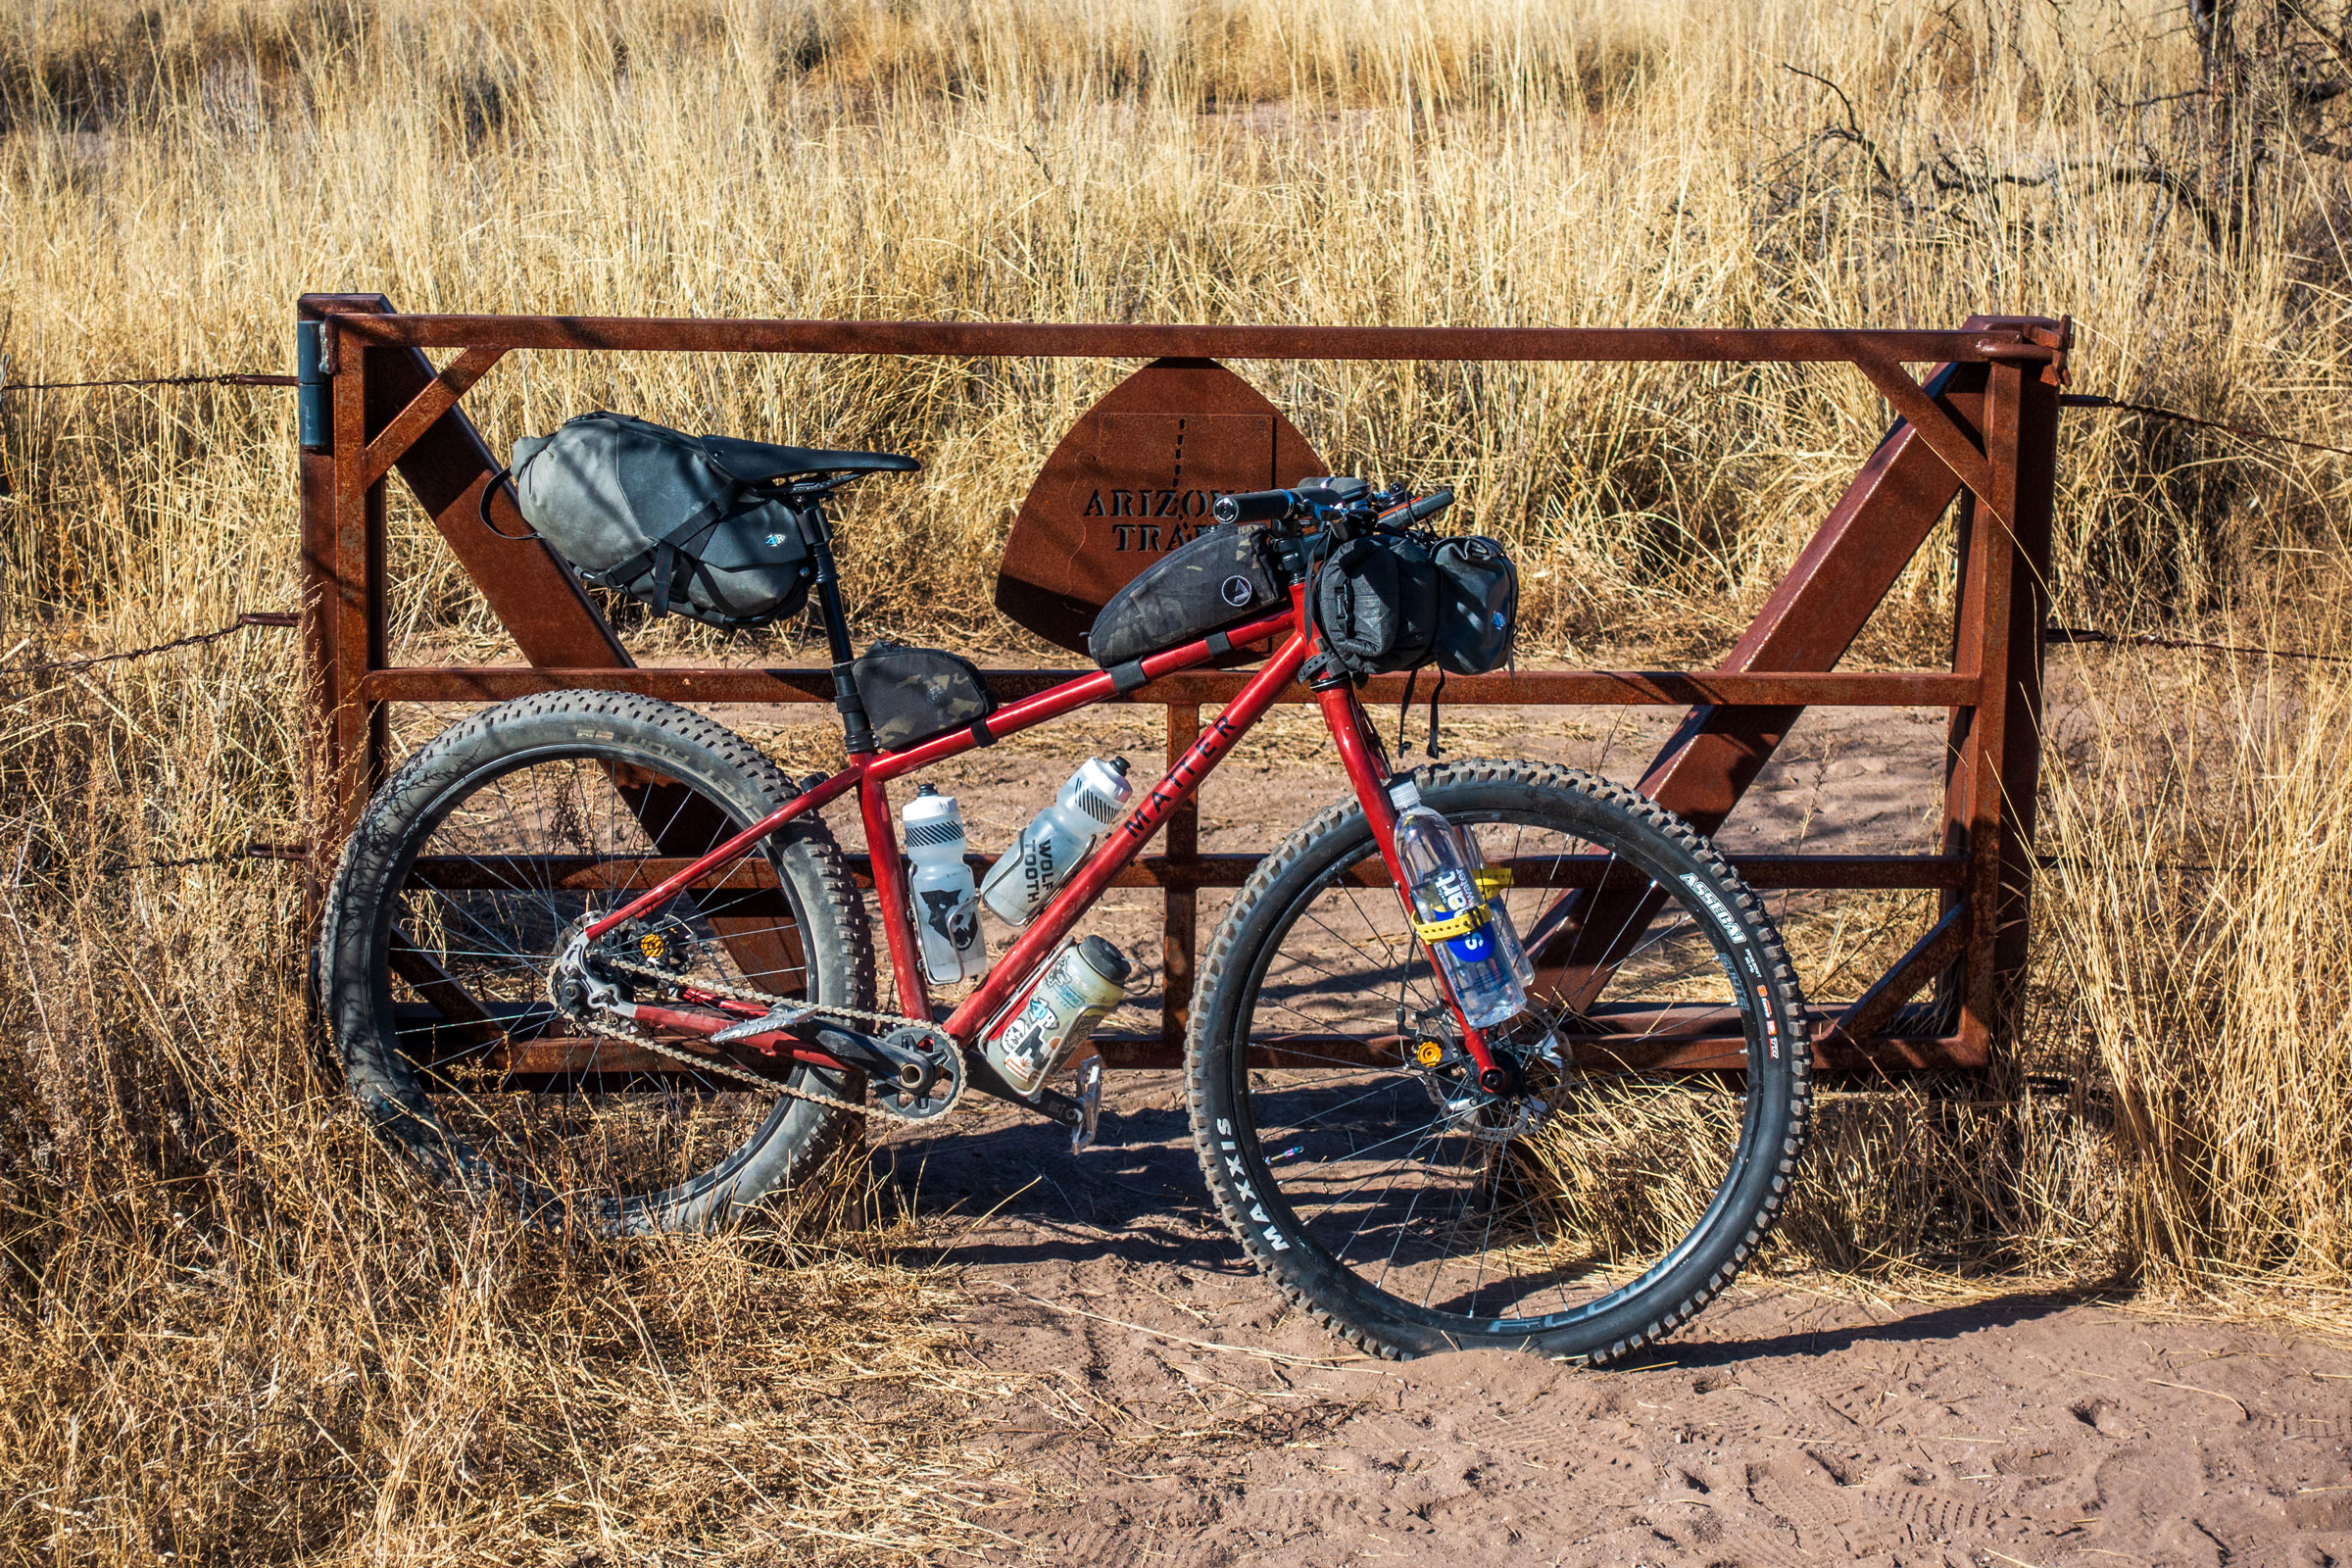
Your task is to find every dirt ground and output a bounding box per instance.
[764,659,2349,1567]
[394,651,2349,1564]
[883,1089,2352,1567]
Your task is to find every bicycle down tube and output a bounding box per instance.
[576,592,1501,1075]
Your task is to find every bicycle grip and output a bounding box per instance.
[1212,489,1296,525]
[1405,487,1455,522]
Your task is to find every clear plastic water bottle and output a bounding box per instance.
[1390,776,1533,1028]
[902,785,986,984]
[979,758,1133,927]
[985,936,1131,1097]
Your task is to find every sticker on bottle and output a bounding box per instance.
[1446,924,1496,963]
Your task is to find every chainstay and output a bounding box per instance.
[607,956,933,1034]
[592,955,956,1119]
[575,1010,873,1117]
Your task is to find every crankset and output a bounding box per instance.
[869,1025,965,1122]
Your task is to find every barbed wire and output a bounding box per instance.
[2045,625,2352,663]
[107,844,308,874]
[0,612,297,682]
[0,371,296,394]
[2060,391,2352,460]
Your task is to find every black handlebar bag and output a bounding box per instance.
[1314,530,1518,677]
[511,412,819,630]
[1430,536,1517,674]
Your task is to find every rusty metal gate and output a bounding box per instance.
[296,292,2067,1075]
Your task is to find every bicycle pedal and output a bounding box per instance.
[710,1004,814,1046]
[1068,1050,1105,1153]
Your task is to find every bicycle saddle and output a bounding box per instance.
[699,434,920,484]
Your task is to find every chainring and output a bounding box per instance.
[869,1025,966,1123]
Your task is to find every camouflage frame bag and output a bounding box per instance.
[1086,523,1282,668]
[852,643,999,752]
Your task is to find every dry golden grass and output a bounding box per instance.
[8,0,2352,1558]
[0,639,1039,1563]
[7,0,2352,654]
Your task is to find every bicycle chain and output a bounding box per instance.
[576,955,950,1120]
[573,1009,874,1117]
[607,956,934,1036]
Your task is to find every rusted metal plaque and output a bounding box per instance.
[995,358,1324,651]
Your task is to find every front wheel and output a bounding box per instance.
[1188,759,1811,1360]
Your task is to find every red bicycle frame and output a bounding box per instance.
[582,587,1502,1080]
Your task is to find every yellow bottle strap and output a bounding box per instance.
[1410,907,1488,943]
[1470,866,1514,898]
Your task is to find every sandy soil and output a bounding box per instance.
[796,658,2352,1566]
[391,649,2349,1562]
[877,1083,2352,1567]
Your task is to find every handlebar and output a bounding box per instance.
[1391,487,1455,525]
[1211,482,1454,529]
[1212,489,1298,525]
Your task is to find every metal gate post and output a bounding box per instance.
[326,311,388,829]
[1939,355,2061,1056]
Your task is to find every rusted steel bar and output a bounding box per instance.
[1944,358,2048,1060]
[1815,902,1972,1060]
[357,665,1982,708]
[1849,348,1997,516]
[856,851,1964,892]
[1990,365,2063,1041]
[330,316,2031,365]
[1087,1030,1978,1074]
[408,849,1964,895]
[360,344,508,488]
[394,1024,1983,1078]
[326,314,385,819]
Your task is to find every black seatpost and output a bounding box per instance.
[803,504,876,754]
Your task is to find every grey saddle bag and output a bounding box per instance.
[510,411,819,630]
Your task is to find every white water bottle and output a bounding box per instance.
[979,758,1134,927]
[1391,777,1533,1029]
[986,936,1131,1097]
[903,785,986,984]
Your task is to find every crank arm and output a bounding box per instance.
[962,1050,1089,1131]
[798,1020,934,1085]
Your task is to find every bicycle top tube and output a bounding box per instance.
[582,603,1299,943]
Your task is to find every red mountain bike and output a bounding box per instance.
[318,471,1811,1362]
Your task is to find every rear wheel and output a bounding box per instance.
[1188,759,1810,1360]
[317,691,875,1233]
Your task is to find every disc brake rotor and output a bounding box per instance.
[1409,1010,1570,1146]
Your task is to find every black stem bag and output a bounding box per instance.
[1315,530,1518,677]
